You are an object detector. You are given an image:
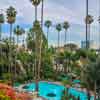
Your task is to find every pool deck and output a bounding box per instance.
[32,97,47,100]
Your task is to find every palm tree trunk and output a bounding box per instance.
[17,35,19,45]
[0,24,2,57]
[86,22,88,49]
[86,0,89,49]
[0,23,3,73]
[35,6,37,21]
[34,5,38,80]
[38,28,43,80]
[14,35,19,79]
[99,22,100,50]
[13,37,16,81]
[94,81,97,100]
[34,5,38,92]
[34,31,37,79]
[10,24,13,42]
[58,31,60,48]
[64,30,67,45]
[87,88,91,100]
[41,0,44,28]
[35,35,39,93]
[47,28,49,49]
[9,23,13,84]
[87,24,90,48]
[0,23,2,41]
[81,67,84,82]
[37,0,44,79]
[22,36,24,47]
[9,23,12,73]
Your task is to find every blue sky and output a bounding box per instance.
[0,0,99,47]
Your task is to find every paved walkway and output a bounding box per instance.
[33,97,47,100]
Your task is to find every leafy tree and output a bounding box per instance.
[41,50,54,79]
[85,57,100,99]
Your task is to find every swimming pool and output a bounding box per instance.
[23,82,94,100]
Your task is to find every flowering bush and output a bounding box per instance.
[0,90,11,100]
[0,83,32,100]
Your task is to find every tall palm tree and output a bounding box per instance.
[0,13,4,41]
[30,1,41,95]
[56,23,62,48]
[39,0,44,88]
[33,21,44,95]
[63,21,70,45]
[0,13,4,73]
[6,6,17,77]
[86,0,89,49]
[44,20,52,48]
[85,15,94,48]
[14,25,24,45]
[30,0,41,21]
[6,7,17,85]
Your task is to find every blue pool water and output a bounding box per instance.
[23,82,94,100]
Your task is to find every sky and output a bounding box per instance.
[0,0,99,47]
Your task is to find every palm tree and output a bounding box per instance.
[14,25,25,45]
[30,0,41,21]
[30,1,41,95]
[0,13,4,73]
[39,0,44,88]
[86,0,89,49]
[6,6,17,42]
[6,6,17,78]
[63,21,70,45]
[56,24,62,48]
[85,15,94,48]
[0,13,4,41]
[45,20,52,48]
[98,16,100,50]
[30,0,41,77]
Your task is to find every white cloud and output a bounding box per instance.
[0,0,99,46]
[0,0,98,25]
